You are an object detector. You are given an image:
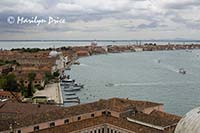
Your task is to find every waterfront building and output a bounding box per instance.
[0,98,181,133]
[49,50,62,58]
[76,50,90,57]
[134,47,143,52]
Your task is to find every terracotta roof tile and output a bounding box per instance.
[128,111,181,127]
[0,98,168,131]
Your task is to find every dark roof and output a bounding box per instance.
[0,100,60,115]
[107,98,163,112]
[36,116,164,133]
[0,98,163,131]
[128,110,181,127]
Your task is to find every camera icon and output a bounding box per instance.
[7,16,15,24]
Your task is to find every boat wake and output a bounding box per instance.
[112,81,195,87]
[79,63,89,67]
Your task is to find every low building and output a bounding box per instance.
[0,98,181,133]
[134,47,143,52]
[0,65,13,75]
[76,50,90,57]
[32,96,48,104]
[0,90,22,101]
[15,72,45,88]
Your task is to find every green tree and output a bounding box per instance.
[53,70,60,77]
[27,72,36,97]
[44,72,54,83]
[19,80,28,97]
[5,74,18,92]
[0,76,6,89]
[27,82,34,97]
[28,72,36,82]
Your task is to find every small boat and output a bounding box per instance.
[64,98,80,103]
[64,86,82,90]
[61,82,74,86]
[63,100,80,104]
[74,61,80,65]
[61,79,75,86]
[62,78,75,83]
[105,83,114,87]
[157,59,161,63]
[65,96,79,100]
[73,83,84,88]
[179,68,186,74]
[65,93,76,96]
[65,67,71,70]
[64,88,81,92]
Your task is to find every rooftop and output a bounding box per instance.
[0,98,179,132]
[128,110,181,127]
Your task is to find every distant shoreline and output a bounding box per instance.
[1,40,200,50]
[1,39,200,42]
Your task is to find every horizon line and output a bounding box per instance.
[1,39,200,42]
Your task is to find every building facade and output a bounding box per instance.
[0,98,181,133]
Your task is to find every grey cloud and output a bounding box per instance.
[137,22,162,29]
[0,0,200,39]
[164,0,200,10]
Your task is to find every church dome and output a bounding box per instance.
[49,50,58,57]
[175,107,200,133]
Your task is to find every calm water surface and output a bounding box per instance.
[1,41,200,116]
[67,50,200,116]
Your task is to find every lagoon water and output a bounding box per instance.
[68,50,200,116]
[1,41,200,116]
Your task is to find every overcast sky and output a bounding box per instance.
[0,0,199,40]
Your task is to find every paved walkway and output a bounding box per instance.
[34,83,62,104]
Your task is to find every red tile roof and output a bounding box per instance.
[0,98,175,132]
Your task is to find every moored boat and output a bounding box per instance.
[179,68,186,74]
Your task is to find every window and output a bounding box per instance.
[107,128,110,133]
[91,113,95,117]
[107,111,111,116]
[102,111,111,116]
[102,128,104,133]
[64,119,69,124]
[102,111,106,115]
[77,116,81,121]
[34,126,39,131]
[17,130,21,133]
[49,122,55,127]
[111,129,113,133]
